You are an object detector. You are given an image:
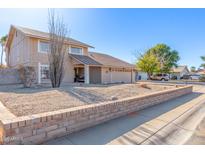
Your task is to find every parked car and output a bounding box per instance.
[150,73,169,81]
[189,74,201,80]
[74,75,85,82]
[180,74,190,80]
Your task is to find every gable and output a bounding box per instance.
[6,26,28,52]
[9,25,94,48]
[172,66,189,73]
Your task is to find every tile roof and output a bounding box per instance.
[70,54,102,66]
[70,52,135,68]
[89,52,135,68]
[13,25,94,48]
[196,69,205,75]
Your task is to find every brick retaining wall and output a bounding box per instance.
[0,85,193,145]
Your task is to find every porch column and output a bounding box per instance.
[84,65,90,84]
[38,62,41,84]
[131,68,133,83]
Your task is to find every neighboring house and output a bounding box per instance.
[170,65,190,80]
[5,25,136,84]
[136,71,148,80]
[195,69,205,75]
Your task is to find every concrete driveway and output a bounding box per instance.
[45,85,205,145]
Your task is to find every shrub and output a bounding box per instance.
[18,66,36,88]
[0,64,7,69]
[199,75,205,82]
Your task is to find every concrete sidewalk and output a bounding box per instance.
[109,86,205,145]
[45,85,205,145]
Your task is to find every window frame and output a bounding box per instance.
[38,40,50,53]
[40,64,50,80]
[69,46,83,55]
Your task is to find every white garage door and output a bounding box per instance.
[101,68,134,84]
[101,68,111,84]
[111,71,132,83]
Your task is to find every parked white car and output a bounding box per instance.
[150,73,169,81]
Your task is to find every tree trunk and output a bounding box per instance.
[147,72,151,80]
[48,10,67,88]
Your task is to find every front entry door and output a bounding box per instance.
[74,67,84,82]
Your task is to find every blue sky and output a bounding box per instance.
[0,8,205,68]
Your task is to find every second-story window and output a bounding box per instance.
[70,47,83,55]
[39,41,49,53]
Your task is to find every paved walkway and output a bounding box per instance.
[45,85,205,145]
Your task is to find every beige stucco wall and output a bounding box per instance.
[7,30,30,67]
[29,38,49,66]
[28,38,49,83]
[62,55,75,83]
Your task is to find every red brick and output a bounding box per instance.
[22,133,46,144]
[47,127,66,139]
[3,123,11,130]
[18,121,25,127]
[11,122,18,129]
[26,120,32,126]
[41,116,47,122]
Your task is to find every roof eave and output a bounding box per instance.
[26,34,94,48]
[12,25,94,48]
[5,25,16,49]
[101,65,136,69]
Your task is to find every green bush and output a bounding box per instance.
[199,75,205,82]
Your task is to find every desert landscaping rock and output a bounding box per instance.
[0,83,175,117]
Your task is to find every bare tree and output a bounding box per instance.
[48,10,68,88]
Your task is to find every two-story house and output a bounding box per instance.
[5,25,136,84]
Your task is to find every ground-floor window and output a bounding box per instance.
[40,65,50,80]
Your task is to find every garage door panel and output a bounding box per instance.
[112,71,131,83]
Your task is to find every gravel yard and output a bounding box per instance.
[0,83,176,117]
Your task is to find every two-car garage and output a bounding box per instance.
[89,52,136,84]
[101,67,135,84]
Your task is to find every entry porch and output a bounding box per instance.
[70,54,102,84]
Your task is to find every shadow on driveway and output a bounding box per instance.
[45,92,202,145]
